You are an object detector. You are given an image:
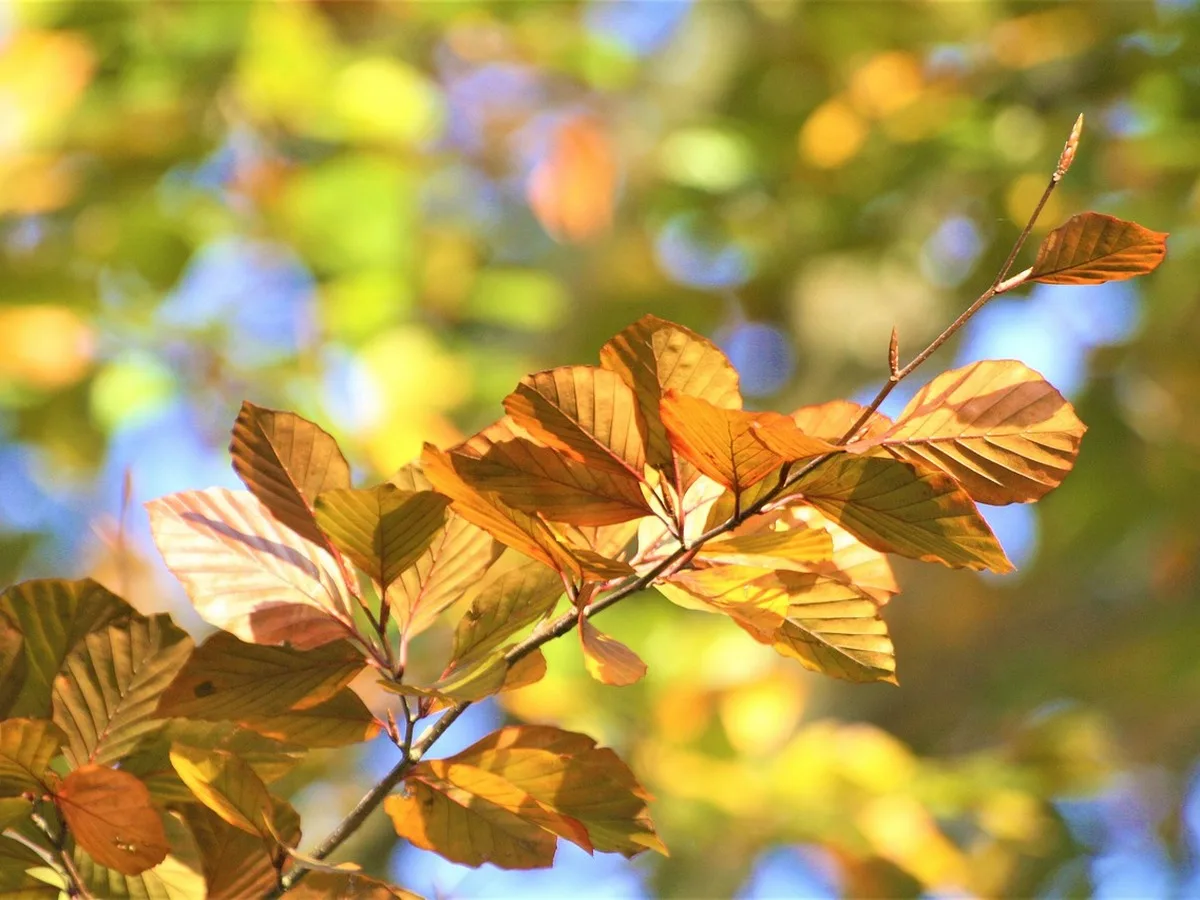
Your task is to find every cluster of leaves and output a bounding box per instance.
[0,209,1166,897]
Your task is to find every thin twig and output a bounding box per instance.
[274,114,1085,896]
[31,810,94,900]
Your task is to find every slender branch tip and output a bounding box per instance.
[1056,113,1083,180]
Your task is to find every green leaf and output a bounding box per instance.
[52,616,193,769]
[1029,212,1167,285]
[156,632,365,720]
[314,485,450,591]
[0,579,133,718]
[0,719,65,796]
[230,401,352,549]
[792,456,1013,573]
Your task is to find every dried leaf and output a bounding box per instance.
[169,745,274,838]
[1030,212,1167,284]
[855,359,1087,505]
[0,579,132,718]
[156,632,365,720]
[793,456,1013,573]
[146,488,356,648]
[314,486,450,592]
[527,114,617,244]
[230,401,352,549]
[0,718,65,796]
[578,618,647,686]
[56,766,169,876]
[237,688,380,748]
[52,616,193,768]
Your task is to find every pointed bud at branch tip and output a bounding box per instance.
[888,327,900,377]
[1056,114,1083,180]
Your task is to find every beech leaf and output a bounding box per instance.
[452,553,565,663]
[599,314,742,474]
[791,399,893,443]
[146,488,356,649]
[56,766,169,876]
[0,718,65,796]
[314,486,450,592]
[52,615,193,768]
[0,578,132,718]
[503,366,649,482]
[285,870,422,899]
[578,618,647,686]
[72,809,206,900]
[1030,212,1167,285]
[169,745,274,838]
[230,401,352,549]
[793,456,1013,573]
[696,524,834,571]
[185,800,300,900]
[236,688,381,748]
[156,632,366,720]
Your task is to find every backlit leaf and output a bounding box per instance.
[579,618,646,686]
[0,579,132,718]
[504,366,648,482]
[527,113,617,244]
[0,719,64,796]
[0,834,57,896]
[0,611,25,719]
[237,688,380,748]
[1030,212,1167,284]
[52,615,193,768]
[854,359,1087,505]
[791,399,893,443]
[449,417,653,526]
[56,766,169,876]
[184,799,300,900]
[452,553,564,662]
[230,401,352,549]
[696,524,834,571]
[599,314,742,475]
[314,486,450,591]
[156,632,365,720]
[146,488,356,648]
[793,456,1013,573]
[169,745,273,838]
[74,809,206,900]
[285,870,422,899]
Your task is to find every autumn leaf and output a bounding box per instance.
[579,617,647,686]
[146,488,356,648]
[0,611,24,719]
[449,417,653,526]
[170,745,274,838]
[56,765,169,876]
[72,809,206,900]
[527,113,617,244]
[452,553,565,663]
[387,725,662,869]
[52,615,193,768]
[156,632,366,720]
[0,834,59,896]
[1029,212,1167,284]
[185,800,301,900]
[792,456,1013,573]
[314,485,450,592]
[0,578,132,718]
[696,524,834,571]
[791,399,893,443]
[230,401,352,549]
[0,718,65,796]
[237,688,381,748]
[661,392,828,495]
[285,870,422,900]
[504,366,649,483]
[854,359,1087,504]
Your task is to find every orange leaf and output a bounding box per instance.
[230,402,352,549]
[578,617,647,686]
[450,417,653,526]
[854,359,1087,504]
[750,415,839,463]
[236,688,381,749]
[527,114,617,244]
[185,799,301,899]
[1030,212,1167,284]
[599,315,742,480]
[146,488,356,648]
[696,523,834,571]
[791,399,892,443]
[793,456,1013,573]
[504,366,649,482]
[660,391,817,494]
[56,766,169,876]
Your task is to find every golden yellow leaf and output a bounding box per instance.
[696,525,834,571]
[1030,212,1167,284]
[236,688,381,748]
[56,766,169,876]
[791,399,893,443]
[169,745,273,838]
[579,617,647,686]
[0,718,64,796]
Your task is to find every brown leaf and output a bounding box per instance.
[855,359,1087,504]
[72,808,207,900]
[146,488,356,648]
[314,486,450,592]
[527,114,617,244]
[185,799,300,900]
[230,402,352,549]
[156,632,366,720]
[793,456,1013,573]
[450,417,653,526]
[578,618,647,686]
[1030,212,1167,284]
[56,766,169,876]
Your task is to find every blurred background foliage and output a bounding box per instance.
[1,0,1199,897]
